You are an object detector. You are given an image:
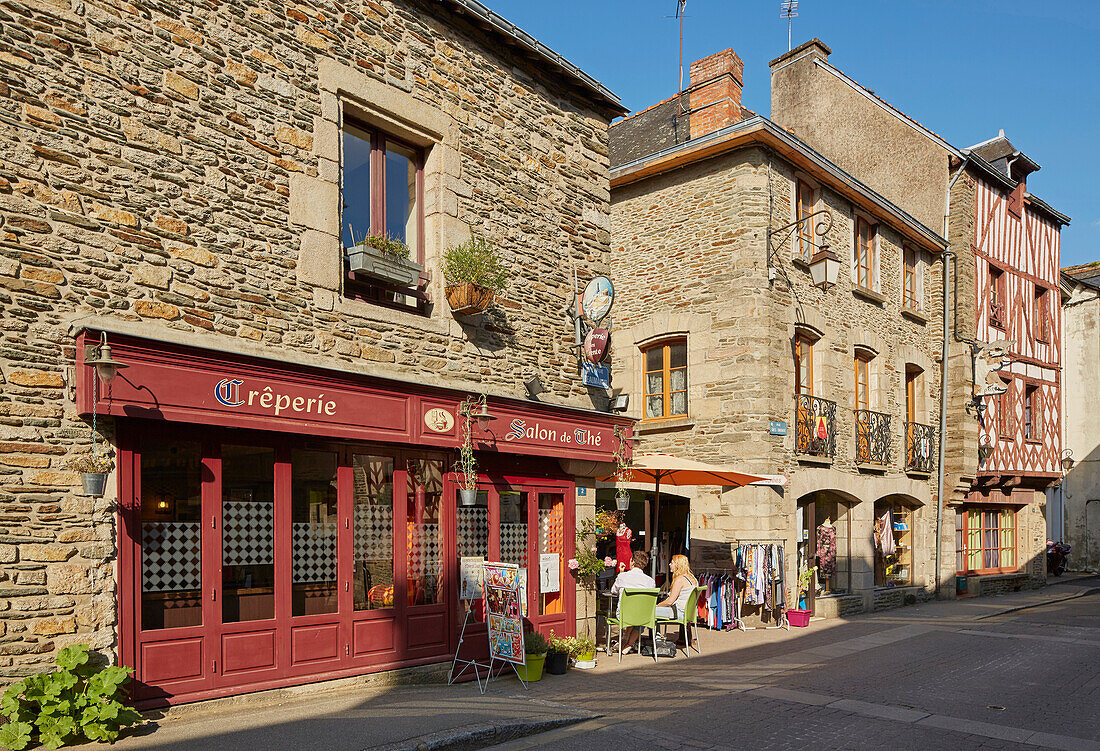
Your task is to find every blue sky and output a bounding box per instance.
[492,0,1098,266]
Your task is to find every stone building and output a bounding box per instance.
[0,0,632,705]
[1059,263,1100,571]
[770,39,1068,598]
[608,48,947,619]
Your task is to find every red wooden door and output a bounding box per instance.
[527,489,574,639]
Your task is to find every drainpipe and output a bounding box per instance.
[935,162,968,599]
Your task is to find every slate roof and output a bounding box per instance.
[609,94,755,168]
[1063,262,1100,290]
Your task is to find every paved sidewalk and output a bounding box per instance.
[89,576,1100,751]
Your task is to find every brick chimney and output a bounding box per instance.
[688,49,744,139]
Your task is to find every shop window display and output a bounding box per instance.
[291,450,339,616]
[140,441,203,630]
[407,458,445,605]
[222,445,276,623]
[873,501,913,587]
[797,495,851,598]
[353,454,395,611]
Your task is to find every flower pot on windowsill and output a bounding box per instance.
[445,282,495,316]
[347,246,423,288]
[81,472,107,497]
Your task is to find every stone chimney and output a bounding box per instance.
[769,38,831,74]
[688,49,744,139]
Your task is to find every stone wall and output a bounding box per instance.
[609,142,944,612]
[0,0,615,678]
[1062,284,1100,571]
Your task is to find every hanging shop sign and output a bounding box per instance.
[482,562,525,665]
[581,276,614,324]
[583,328,610,364]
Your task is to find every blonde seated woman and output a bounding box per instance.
[655,554,698,620]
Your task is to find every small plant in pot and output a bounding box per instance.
[516,631,548,683]
[442,233,509,315]
[347,232,423,289]
[567,634,597,668]
[544,631,571,675]
[456,397,481,507]
[63,453,113,498]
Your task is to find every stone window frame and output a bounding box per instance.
[640,336,689,422]
[850,209,881,294]
[791,172,821,261]
[292,59,465,327]
[792,323,822,398]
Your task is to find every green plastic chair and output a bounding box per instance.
[604,588,659,663]
[656,585,705,657]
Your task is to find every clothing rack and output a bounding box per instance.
[731,539,789,631]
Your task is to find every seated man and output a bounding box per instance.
[610,550,655,653]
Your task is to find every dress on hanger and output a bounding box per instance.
[816,524,837,580]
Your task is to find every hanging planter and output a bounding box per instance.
[347,235,422,288]
[441,233,509,318]
[445,282,495,315]
[615,492,630,512]
[458,488,478,506]
[63,454,113,498]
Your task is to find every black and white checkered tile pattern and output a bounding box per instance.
[457,507,488,558]
[292,522,337,583]
[141,521,201,593]
[223,501,274,566]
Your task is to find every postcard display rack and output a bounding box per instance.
[448,561,528,694]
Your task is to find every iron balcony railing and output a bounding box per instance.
[796,394,837,458]
[855,409,891,466]
[906,422,936,473]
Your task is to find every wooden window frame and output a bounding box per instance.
[642,339,688,421]
[854,352,871,411]
[796,179,817,259]
[902,246,918,311]
[342,119,426,305]
[1023,382,1042,443]
[855,218,875,291]
[905,366,920,424]
[998,378,1014,440]
[956,506,1019,576]
[1033,285,1050,343]
[989,264,1005,330]
[794,335,814,397]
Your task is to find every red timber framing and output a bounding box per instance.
[972,178,1062,480]
[77,331,631,706]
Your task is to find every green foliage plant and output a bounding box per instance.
[545,631,571,656]
[60,454,113,474]
[441,234,509,293]
[564,634,596,658]
[0,645,142,749]
[523,631,548,655]
[569,510,622,580]
[354,232,411,261]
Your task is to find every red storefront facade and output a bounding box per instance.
[76,330,631,706]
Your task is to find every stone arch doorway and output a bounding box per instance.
[796,489,860,613]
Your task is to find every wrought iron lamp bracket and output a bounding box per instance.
[767,208,834,264]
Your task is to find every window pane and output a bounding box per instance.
[669,342,687,368]
[353,454,395,611]
[222,446,275,624]
[292,451,338,616]
[457,489,488,621]
[671,390,687,416]
[646,394,664,419]
[342,125,373,248]
[670,367,687,393]
[385,142,417,253]
[538,494,564,615]
[141,442,203,630]
[645,347,662,372]
[646,372,663,397]
[499,491,528,567]
[407,458,444,606]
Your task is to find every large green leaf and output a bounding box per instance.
[54,645,89,672]
[0,721,32,750]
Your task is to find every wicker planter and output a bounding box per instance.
[445,283,495,315]
[347,246,422,288]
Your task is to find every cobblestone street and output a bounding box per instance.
[487,579,1100,751]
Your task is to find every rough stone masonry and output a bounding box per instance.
[0,0,618,679]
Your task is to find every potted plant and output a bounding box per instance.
[442,233,509,315]
[516,631,547,683]
[456,397,480,506]
[347,233,423,288]
[787,566,817,627]
[544,631,570,675]
[568,634,597,669]
[63,453,113,497]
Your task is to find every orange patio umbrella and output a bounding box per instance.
[599,453,769,577]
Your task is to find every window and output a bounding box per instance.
[794,335,814,396]
[643,340,688,420]
[905,366,920,423]
[1034,286,1050,342]
[342,120,424,304]
[855,219,875,290]
[854,352,871,410]
[1024,384,1041,442]
[875,501,913,586]
[902,247,919,310]
[956,507,1017,575]
[796,180,816,259]
[989,265,1005,329]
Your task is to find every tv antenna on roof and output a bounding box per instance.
[676,0,688,113]
[781,0,798,51]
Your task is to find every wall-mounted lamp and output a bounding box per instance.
[808,245,840,291]
[85,332,128,384]
[460,394,496,432]
[1061,449,1075,472]
[977,436,994,463]
[524,375,544,400]
[609,391,630,412]
[153,492,174,516]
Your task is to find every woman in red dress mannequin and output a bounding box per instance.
[615,523,633,573]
